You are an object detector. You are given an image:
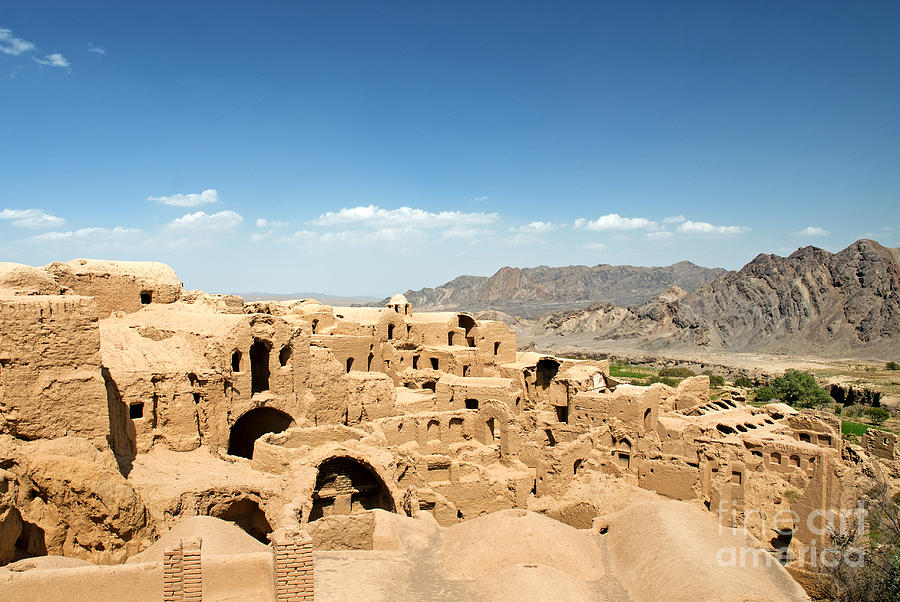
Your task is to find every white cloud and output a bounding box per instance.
[663,215,686,224]
[513,221,560,233]
[34,53,70,68]
[0,208,65,228]
[574,213,654,231]
[583,242,607,251]
[256,218,288,229]
[309,205,499,229]
[88,44,105,55]
[678,220,748,235]
[164,210,243,232]
[793,226,830,237]
[647,231,673,241]
[148,188,219,207]
[0,28,35,56]
[33,226,139,241]
[471,195,489,202]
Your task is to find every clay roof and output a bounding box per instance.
[388,293,409,305]
[330,306,388,324]
[49,258,181,286]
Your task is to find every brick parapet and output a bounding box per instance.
[163,537,202,601]
[272,528,314,601]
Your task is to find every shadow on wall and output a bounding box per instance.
[103,367,137,477]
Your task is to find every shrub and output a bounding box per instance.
[886,361,900,371]
[865,407,890,425]
[826,482,900,601]
[758,369,833,409]
[658,366,696,378]
[733,376,754,388]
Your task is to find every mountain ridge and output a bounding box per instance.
[389,261,726,317]
[538,239,900,356]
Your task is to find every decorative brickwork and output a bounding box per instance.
[272,527,314,601]
[163,537,202,601]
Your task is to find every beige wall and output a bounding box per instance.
[0,296,108,444]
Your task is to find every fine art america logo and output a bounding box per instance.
[715,501,866,569]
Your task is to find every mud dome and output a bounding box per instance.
[0,259,897,600]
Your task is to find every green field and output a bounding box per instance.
[841,420,869,437]
[609,363,655,379]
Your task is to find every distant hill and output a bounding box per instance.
[539,239,900,356]
[236,292,380,306]
[390,261,726,317]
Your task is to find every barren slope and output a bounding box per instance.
[538,239,900,356]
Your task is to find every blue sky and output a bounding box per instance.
[1,2,898,296]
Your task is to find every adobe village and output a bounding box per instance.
[0,258,898,601]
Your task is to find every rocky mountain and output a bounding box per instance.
[540,239,900,356]
[392,261,726,317]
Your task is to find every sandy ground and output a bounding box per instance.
[313,505,806,602]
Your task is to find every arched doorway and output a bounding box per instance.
[309,456,395,521]
[212,497,273,543]
[227,407,294,459]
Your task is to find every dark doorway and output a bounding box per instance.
[310,456,395,521]
[227,407,293,459]
[536,358,560,389]
[250,340,271,394]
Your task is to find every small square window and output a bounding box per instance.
[129,403,144,419]
[140,292,152,305]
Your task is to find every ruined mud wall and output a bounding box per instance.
[0,296,108,443]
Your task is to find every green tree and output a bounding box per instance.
[702,370,725,387]
[734,376,754,388]
[759,369,833,409]
[886,361,900,371]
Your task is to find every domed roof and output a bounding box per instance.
[388,293,409,305]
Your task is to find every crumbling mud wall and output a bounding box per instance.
[0,296,108,444]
